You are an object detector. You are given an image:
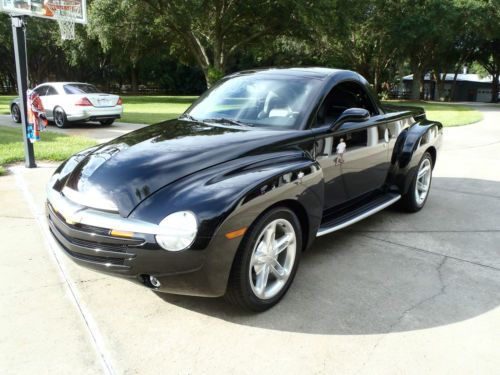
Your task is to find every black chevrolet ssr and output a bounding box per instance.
[46,68,443,311]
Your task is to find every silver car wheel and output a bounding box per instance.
[415,158,432,205]
[11,104,20,122]
[54,108,65,127]
[249,218,296,300]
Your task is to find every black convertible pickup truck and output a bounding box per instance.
[46,67,442,311]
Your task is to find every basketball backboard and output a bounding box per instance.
[0,0,87,24]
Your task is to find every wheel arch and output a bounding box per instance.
[261,199,311,251]
[425,145,437,168]
[388,120,442,195]
[238,198,312,254]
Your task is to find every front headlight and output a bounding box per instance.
[155,211,198,251]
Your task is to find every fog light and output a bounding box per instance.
[149,276,161,288]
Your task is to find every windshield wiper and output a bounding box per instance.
[178,114,199,122]
[202,117,253,127]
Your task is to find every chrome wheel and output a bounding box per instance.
[415,158,432,205]
[249,218,296,300]
[11,104,20,123]
[54,108,66,128]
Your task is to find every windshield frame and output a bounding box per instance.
[183,74,323,130]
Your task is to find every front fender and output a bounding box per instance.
[129,151,324,296]
[129,151,324,248]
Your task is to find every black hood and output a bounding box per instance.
[60,119,306,216]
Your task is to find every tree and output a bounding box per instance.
[474,0,500,103]
[89,0,159,93]
[383,0,464,100]
[314,0,402,94]
[477,40,500,103]
[140,0,310,87]
[0,14,15,92]
[24,18,67,85]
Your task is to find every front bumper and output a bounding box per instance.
[46,187,239,297]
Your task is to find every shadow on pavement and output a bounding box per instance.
[48,121,114,128]
[156,177,500,335]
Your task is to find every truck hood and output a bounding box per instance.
[57,119,305,217]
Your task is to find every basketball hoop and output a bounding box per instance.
[45,0,82,40]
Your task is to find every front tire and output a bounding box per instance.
[11,104,21,123]
[226,207,302,311]
[53,106,68,128]
[400,152,433,212]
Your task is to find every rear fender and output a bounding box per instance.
[389,120,443,194]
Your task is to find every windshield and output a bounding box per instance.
[186,75,321,129]
[64,84,101,94]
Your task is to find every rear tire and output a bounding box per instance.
[11,104,21,123]
[226,207,302,311]
[53,107,68,128]
[400,152,433,212]
[99,119,115,126]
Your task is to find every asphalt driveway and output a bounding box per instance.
[1,105,499,374]
[0,114,147,143]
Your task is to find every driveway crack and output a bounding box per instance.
[392,257,447,327]
[356,256,447,374]
[359,234,500,272]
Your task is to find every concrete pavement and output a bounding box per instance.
[0,105,499,374]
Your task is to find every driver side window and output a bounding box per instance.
[315,81,377,127]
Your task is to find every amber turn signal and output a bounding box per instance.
[110,229,134,238]
[225,227,247,239]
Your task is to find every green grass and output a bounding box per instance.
[122,97,483,126]
[383,100,483,127]
[0,125,96,174]
[120,96,197,124]
[0,96,15,115]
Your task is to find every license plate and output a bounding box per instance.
[98,98,110,106]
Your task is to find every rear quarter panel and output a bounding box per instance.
[388,116,443,194]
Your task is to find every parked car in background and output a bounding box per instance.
[46,68,442,311]
[10,82,123,128]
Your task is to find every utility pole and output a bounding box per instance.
[11,16,36,168]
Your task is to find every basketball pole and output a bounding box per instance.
[11,16,36,168]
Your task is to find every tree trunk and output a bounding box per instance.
[131,66,138,94]
[203,63,226,89]
[434,71,446,102]
[373,66,381,95]
[410,63,422,100]
[492,73,499,103]
[449,68,460,102]
[201,68,210,89]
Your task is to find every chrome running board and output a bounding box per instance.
[316,194,401,237]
